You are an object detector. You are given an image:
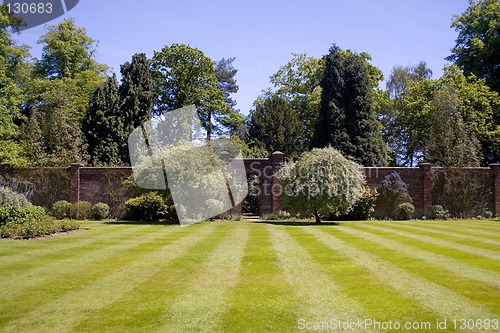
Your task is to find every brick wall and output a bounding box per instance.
[1,160,499,219]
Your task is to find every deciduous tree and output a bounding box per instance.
[277,147,365,223]
[151,44,230,140]
[447,0,500,93]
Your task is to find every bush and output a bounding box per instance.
[125,192,168,221]
[0,186,29,207]
[0,206,80,239]
[395,202,415,220]
[432,205,450,220]
[0,205,48,225]
[69,201,93,220]
[264,213,278,220]
[376,172,412,219]
[336,187,378,221]
[277,210,291,220]
[92,202,109,220]
[52,200,72,219]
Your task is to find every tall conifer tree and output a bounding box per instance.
[312,45,386,166]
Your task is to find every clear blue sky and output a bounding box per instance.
[12,0,470,115]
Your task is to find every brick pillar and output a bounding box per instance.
[271,151,285,213]
[420,163,433,217]
[69,163,84,203]
[490,164,500,216]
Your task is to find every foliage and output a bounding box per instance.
[69,201,93,220]
[52,200,72,219]
[262,211,293,221]
[425,87,481,166]
[395,202,415,220]
[0,205,76,239]
[430,168,491,218]
[264,213,278,221]
[0,215,79,238]
[432,205,450,220]
[213,57,243,133]
[379,62,432,166]
[277,147,365,223]
[447,0,500,93]
[22,78,90,166]
[83,75,124,166]
[35,19,107,79]
[92,202,109,220]
[119,53,154,164]
[312,44,386,166]
[125,192,168,221]
[264,53,324,151]
[151,44,231,140]
[131,141,237,222]
[375,172,412,219]
[0,205,46,225]
[0,4,31,166]
[335,187,378,221]
[0,186,29,207]
[248,94,303,158]
[401,65,500,166]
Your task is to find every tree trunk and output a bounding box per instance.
[314,207,322,224]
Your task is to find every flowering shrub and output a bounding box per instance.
[375,172,412,219]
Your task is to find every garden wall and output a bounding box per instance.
[1,159,499,219]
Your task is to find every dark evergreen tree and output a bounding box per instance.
[83,75,124,166]
[248,94,302,158]
[119,53,154,163]
[312,45,386,166]
[214,57,244,133]
[214,57,238,111]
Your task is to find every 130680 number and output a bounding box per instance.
[6,2,53,14]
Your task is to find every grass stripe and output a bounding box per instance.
[378,223,500,251]
[286,226,434,325]
[0,224,192,328]
[343,224,500,289]
[152,223,250,332]
[1,222,218,333]
[355,224,500,274]
[307,227,497,325]
[0,223,154,270]
[402,222,500,240]
[0,223,173,293]
[268,225,367,327]
[360,224,500,261]
[71,222,230,333]
[396,222,500,243]
[220,223,300,332]
[337,225,500,312]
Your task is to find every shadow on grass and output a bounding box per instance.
[253,220,341,226]
[102,220,179,226]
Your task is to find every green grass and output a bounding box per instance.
[0,219,498,332]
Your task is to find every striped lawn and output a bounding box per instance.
[0,220,498,332]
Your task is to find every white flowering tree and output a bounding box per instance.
[277,147,365,223]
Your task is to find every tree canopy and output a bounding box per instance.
[312,44,387,166]
[447,0,500,93]
[277,147,365,223]
[151,44,231,140]
[248,94,303,158]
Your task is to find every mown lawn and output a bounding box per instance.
[0,219,498,332]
